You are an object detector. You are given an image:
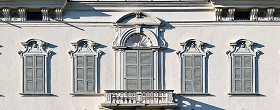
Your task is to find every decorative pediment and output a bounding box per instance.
[114,12,162,26]
[177,39,207,55]
[68,39,99,57]
[226,39,262,59]
[18,39,50,57]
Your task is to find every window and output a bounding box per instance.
[125,50,153,90]
[18,39,50,94]
[69,39,99,94]
[177,39,208,94]
[234,10,250,20]
[27,12,42,21]
[227,39,260,94]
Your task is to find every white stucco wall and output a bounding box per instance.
[1,2,280,110]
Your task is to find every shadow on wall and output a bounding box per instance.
[64,2,111,19]
[174,95,225,110]
[46,43,58,94]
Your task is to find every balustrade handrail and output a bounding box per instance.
[104,90,174,92]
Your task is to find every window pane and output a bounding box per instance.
[235,80,242,92]
[77,56,84,67]
[36,56,43,67]
[26,56,33,67]
[77,68,84,79]
[127,79,137,90]
[26,68,33,79]
[235,68,242,79]
[244,56,252,67]
[140,52,151,64]
[126,65,137,77]
[244,68,252,79]
[194,68,201,79]
[244,80,252,92]
[126,52,137,64]
[185,56,191,67]
[26,80,33,92]
[194,56,202,67]
[87,81,94,92]
[87,68,94,79]
[234,56,242,67]
[36,68,43,79]
[86,56,94,67]
[185,68,192,80]
[141,65,151,77]
[185,81,192,92]
[36,81,43,92]
[77,80,84,92]
[194,80,202,92]
[141,79,151,90]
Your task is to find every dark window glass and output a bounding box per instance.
[27,12,42,21]
[234,11,250,20]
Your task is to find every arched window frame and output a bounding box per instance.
[18,39,51,95]
[177,39,210,94]
[69,39,100,95]
[112,12,166,90]
[226,39,261,94]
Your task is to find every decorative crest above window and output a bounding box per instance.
[226,39,259,57]
[68,39,99,57]
[18,39,50,57]
[177,39,209,58]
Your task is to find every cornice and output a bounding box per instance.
[213,0,280,8]
[64,1,214,11]
[0,0,67,9]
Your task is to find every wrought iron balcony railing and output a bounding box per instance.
[103,90,175,104]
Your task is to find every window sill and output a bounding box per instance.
[176,93,213,96]
[70,93,104,96]
[228,93,264,97]
[19,93,56,97]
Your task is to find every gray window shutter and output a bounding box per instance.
[184,56,192,92]
[243,56,252,92]
[183,55,202,93]
[76,56,84,92]
[233,55,253,93]
[140,51,152,90]
[35,56,44,92]
[193,56,202,92]
[86,56,94,92]
[125,51,138,90]
[25,56,34,92]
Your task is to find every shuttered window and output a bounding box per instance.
[125,50,153,90]
[75,55,95,93]
[182,55,203,93]
[232,55,253,93]
[24,55,45,93]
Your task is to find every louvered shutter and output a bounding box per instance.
[35,56,44,92]
[233,56,242,93]
[140,51,152,90]
[193,56,202,92]
[126,51,138,90]
[86,56,95,92]
[184,56,192,92]
[25,56,34,92]
[243,56,252,92]
[76,56,84,92]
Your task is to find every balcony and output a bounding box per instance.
[101,90,177,109]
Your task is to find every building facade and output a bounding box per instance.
[1,0,280,110]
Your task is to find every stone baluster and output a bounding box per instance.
[2,8,10,21]
[250,8,258,21]
[55,8,63,21]
[267,8,275,21]
[18,8,26,21]
[215,8,222,21]
[41,8,49,21]
[228,8,235,21]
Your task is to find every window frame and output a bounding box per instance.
[227,39,259,94]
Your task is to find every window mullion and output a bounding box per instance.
[84,56,87,92]
[33,55,36,93]
[191,55,195,93]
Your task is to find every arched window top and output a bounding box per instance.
[125,33,152,47]
[115,12,162,26]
